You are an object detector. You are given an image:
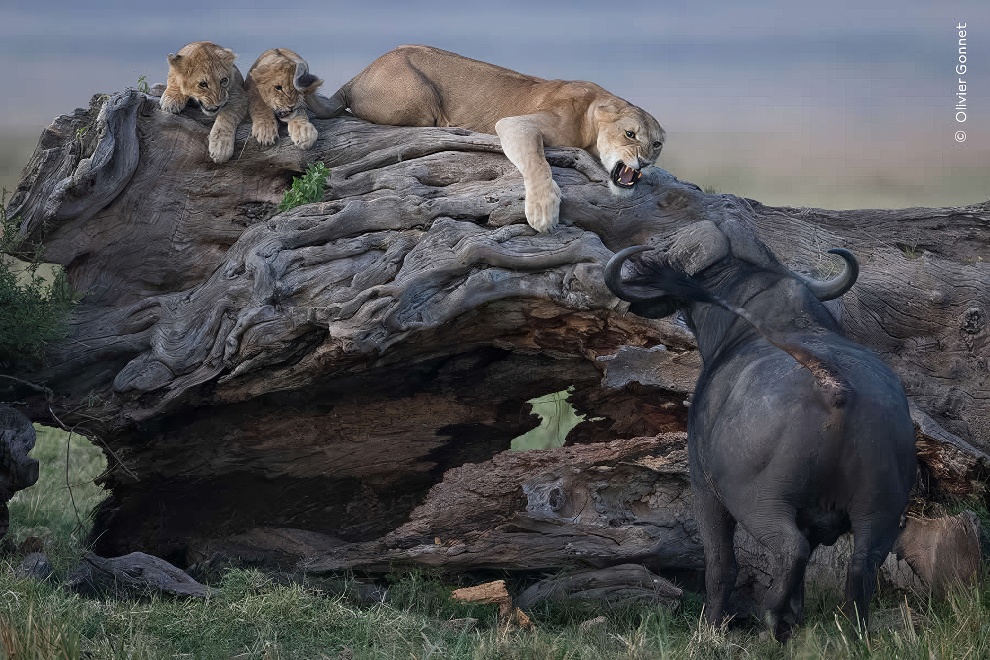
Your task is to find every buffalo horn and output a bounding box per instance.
[796,248,859,301]
[604,245,657,302]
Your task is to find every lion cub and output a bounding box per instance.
[159,41,248,164]
[246,48,326,150]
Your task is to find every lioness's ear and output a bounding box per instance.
[594,101,622,121]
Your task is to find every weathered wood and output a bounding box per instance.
[894,511,982,595]
[67,551,212,598]
[1,88,987,595]
[294,434,698,574]
[515,564,682,609]
[14,552,54,582]
[0,405,39,543]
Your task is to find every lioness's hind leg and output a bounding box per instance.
[287,117,319,150]
[495,114,562,233]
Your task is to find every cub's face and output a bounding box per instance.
[167,42,238,116]
[594,103,666,192]
[249,50,323,122]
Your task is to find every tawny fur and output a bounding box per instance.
[159,41,248,164]
[246,48,325,150]
[307,45,666,233]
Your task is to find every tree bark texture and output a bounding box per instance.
[2,89,988,592]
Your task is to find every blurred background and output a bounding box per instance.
[1,0,987,209]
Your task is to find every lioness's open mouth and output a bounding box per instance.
[610,162,643,188]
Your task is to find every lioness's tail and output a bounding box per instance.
[306,85,349,118]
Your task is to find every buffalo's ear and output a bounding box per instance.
[628,297,680,319]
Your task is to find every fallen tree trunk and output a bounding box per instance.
[2,89,988,598]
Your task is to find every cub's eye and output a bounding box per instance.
[624,130,635,139]
[275,84,283,91]
[220,77,229,87]
[198,81,208,89]
[652,141,663,148]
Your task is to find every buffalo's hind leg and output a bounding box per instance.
[744,512,811,642]
[694,486,738,628]
[843,514,902,632]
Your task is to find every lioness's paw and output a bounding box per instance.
[252,120,279,147]
[524,178,561,233]
[208,131,235,164]
[158,92,186,114]
[288,120,319,150]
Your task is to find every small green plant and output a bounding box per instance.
[136,75,150,94]
[0,190,78,362]
[702,184,721,195]
[897,242,920,259]
[278,161,330,212]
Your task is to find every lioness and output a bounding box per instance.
[159,41,248,164]
[246,48,326,150]
[308,45,665,233]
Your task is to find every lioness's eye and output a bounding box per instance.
[625,130,635,139]
[275,84,283,91]
[221,77,229,87]
[652,141,662,148]
[198,81,208,89]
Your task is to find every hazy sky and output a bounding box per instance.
[1,0,987,207]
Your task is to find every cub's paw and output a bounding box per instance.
[252,119,279,147]
[288,120,318,150]
[524,178,562,233]
[158,92,186,114]
[208,131,235,164]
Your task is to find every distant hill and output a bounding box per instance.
[0,133,42,197]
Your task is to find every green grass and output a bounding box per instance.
[278,161,330,212]
[2,428,989,658]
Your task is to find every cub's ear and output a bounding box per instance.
[220,47,237,67]
[167,53,182,69]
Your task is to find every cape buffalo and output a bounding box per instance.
[605,218,916,640]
